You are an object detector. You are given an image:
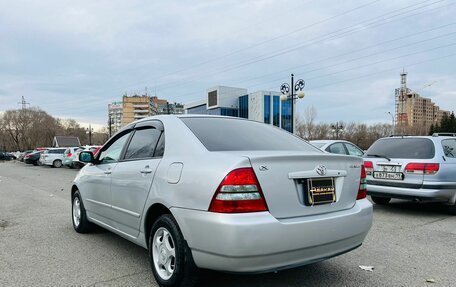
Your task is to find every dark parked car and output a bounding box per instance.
[24,151,45,165]
[18,150,33,162]
[0,152,15,161]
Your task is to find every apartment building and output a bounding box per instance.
[108,101,123,133]
[121,95,152,126]
[108,94,184,130]
[395,71,449,129]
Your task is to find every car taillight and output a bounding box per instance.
[404,163,439,175]
[209,168,268,213]
[364,161,373,175]
[357,165,367,200]
[67,153,72,157]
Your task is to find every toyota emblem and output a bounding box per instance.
[316,165,327,176]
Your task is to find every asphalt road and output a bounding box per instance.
[1,161,455,287]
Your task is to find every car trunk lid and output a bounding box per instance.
[227,151,363,219]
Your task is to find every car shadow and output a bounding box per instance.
[372,198,452,216]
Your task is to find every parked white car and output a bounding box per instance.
[39,148,66,168]
[310,140,365,157]
[71,115,373,287]
[63,147,84,168]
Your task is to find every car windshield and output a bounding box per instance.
[366,138,435,159]
[181,117,320,152]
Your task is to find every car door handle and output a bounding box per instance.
[140,166,153,174]
[104,170,112,175]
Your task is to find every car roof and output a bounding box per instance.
[310,140,352,144]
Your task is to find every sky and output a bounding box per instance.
[0,0,455,130]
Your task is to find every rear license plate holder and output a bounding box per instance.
[303,177,336,206]
[373,171,404,180]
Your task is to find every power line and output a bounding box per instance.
[152,0,451,92]
[40,1,455,113]
[230,26,456,87]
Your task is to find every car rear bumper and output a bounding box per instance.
[171,199,373,273]
[367,182,456,203]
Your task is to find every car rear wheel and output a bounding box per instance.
[149,214,199,287]
[72,190,92,233]
[449,202,456,215]
[53,160,62,168]
[371,196,391,205]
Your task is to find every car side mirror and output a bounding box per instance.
[79,151,95,163]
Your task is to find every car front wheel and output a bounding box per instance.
[72,190,92,233]
[371,196,391,205]
[149,214,199,287]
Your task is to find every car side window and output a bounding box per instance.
[124,128,162,160]
[98,132,131,164]
[345,143,364,156]
[154,132,165,157]
[442,139,456,158]
[327,143,347,155]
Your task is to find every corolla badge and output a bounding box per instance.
[316,165,327,176]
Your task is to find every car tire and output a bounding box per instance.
[371,196,391,205]
[72,190,92,233]
[448,203,456,215]
[33,161,38,166]
[149,214,199,287]
[53,160,62,168]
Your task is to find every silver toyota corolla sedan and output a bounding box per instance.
[71,115,373,287]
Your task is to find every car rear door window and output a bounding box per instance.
[124,128,162,160]
[327,143,347,155]
[366,138,435,159]
[442,139,456,158]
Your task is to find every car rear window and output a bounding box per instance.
[366,138,435,159]
[181,117,320,152]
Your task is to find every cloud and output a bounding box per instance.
[0,0,454,125]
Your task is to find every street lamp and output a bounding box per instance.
[86,125,93,145]
[386,111,395,135]
[280,74,305,134]
[331,122,344,139]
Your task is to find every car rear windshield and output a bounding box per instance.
[366,138,435,159]
[181,117,319,152]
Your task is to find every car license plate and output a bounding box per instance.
[305,178,336,206]
[378,165,400,172]
[373,171,403,180]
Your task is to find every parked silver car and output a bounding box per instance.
[310,140,364,157]
[71,115,373,287]
[39,148,66,167]
[364,135,456,214]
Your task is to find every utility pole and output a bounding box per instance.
[387,112,395,135]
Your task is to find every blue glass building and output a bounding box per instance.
[185,86,293,133]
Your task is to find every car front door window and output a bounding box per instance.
[99,132,131,164]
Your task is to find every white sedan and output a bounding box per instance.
[71,115,373,287]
